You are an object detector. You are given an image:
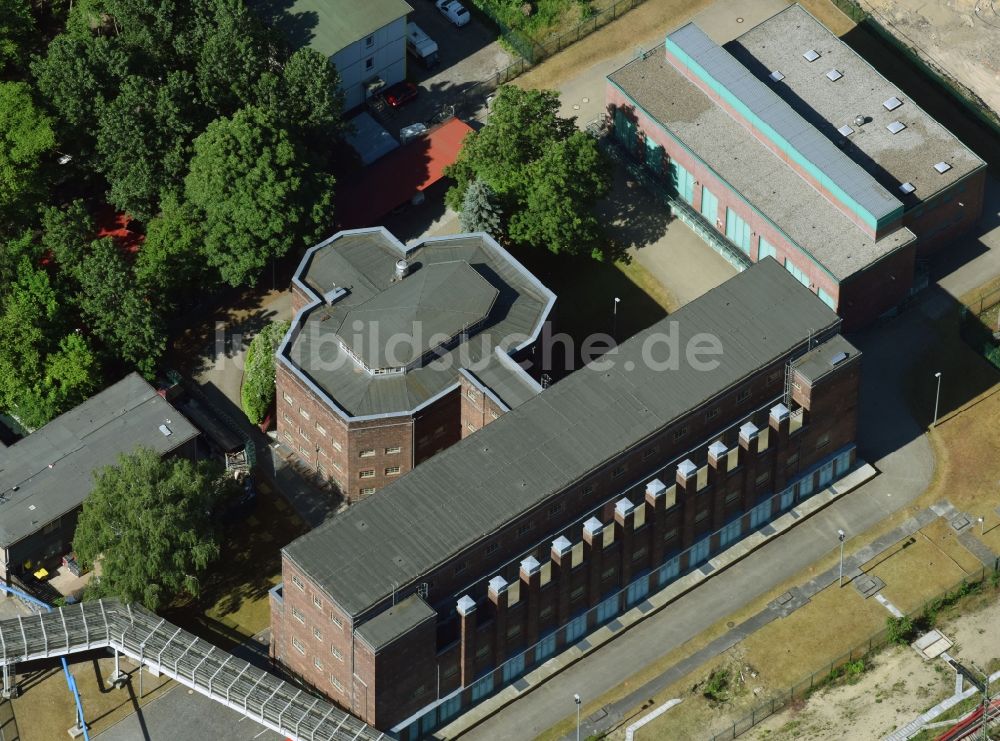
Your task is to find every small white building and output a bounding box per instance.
[254,0,413,110]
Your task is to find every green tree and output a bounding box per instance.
[14,333,101,428]
[274,47,345,143]
[0,230,43,290]
[458,178,503,237]
[135,193,208,302]
[76,238,165,377]
[41,199,92,277]
[0,0,35,75]
[185,106,335,286]
[508,132,611,258]
[241,320,290,425]
[0,82,56,229]
[74,447,229,611]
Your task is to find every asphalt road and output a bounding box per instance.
[94,683,284,741]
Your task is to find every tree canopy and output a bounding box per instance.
[0,82,56,230]
[241,320,290,425]
[445,86,612,259]
[185,106,335,286]
[74,447,230,611]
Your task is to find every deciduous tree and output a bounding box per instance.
[0,82,56,229]
[74,447,229,611]
[241,320,290,425]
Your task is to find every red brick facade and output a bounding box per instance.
[271,334,861,736]
[458,374,507,438]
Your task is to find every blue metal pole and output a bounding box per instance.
[0,584,90,740]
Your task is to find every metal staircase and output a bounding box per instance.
[0,600,384,741]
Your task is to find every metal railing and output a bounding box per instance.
[0,599,384,741]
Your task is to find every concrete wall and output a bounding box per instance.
[334,16,408,110]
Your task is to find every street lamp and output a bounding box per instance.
[612,297,621,341]
[838,529,846,587]
[978,516,985,536]
[932,371,942,427]
[574,693,582,741]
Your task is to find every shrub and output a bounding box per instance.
[703,668,730,702]
[886,615,915,645]
[241,321,291,425]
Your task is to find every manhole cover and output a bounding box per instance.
[727,621,735,628]
[951,515,971,532]
[736,16,744,23]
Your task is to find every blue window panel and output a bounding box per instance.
[502,652,526,684]
[758,236,777,262]
[818,288,836,309]
[819,460,835,487]
[420,708,438,735]
[784,258,810,287]
[835,449,852,476]
[670,160,695,205]
[750,499,772,529]
[780,485,795,511]
[565,614,587,644]
[720,518,742,547]
[596,594,619,624]
[471,673,494,702]
[690,537,710,566]
[614,108,636,150]
[700,186,719,223]
[658,556,680,586]
[536,632,557,662]
[626,577,649,606]
[725,208,752,254]
[798,473,815,500]
[439,695,462,723]
[646,138,663,174]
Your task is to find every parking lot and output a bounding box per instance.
[392,1,514,125]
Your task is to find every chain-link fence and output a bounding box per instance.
[708,564,1000,740]
[960,286,1000,370]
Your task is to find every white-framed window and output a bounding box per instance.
[313,657,323,670]
[292,637,305,654]
[331,615,344,629]
[331,676,344,693]
[466,388,480,402]
[315,423,327,437]
[360,487,375,496]
[360,449,375,458]
[312,595,322,610]
[489,410,499,420]
[283,431,294,444]
[313,626,322,641]
[283,392,293,404]
[291,574,304,591]
[365,34,375,47]
[365,56,374,70]
[758,236,777,262]
[385,446,401,455]
[299,407,310,420]
[332,647,343,660]
[292,607,305,623]
[332,439,342,452]
[385,466,401,476]
[784,258,810,287]
[359,469,375,479]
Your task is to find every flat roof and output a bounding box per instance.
[727,5,984,204]
[0,374,199,548]
[462,348,542,411]
[284,259,842,618]
[791,333,859,384]
[609,51,915,281]
[667,22,902,228]
[250,0,413,58]
[281,229,555,420]
[355,594,435,651]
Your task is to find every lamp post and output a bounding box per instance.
[612,297,620,341]
[978,516,985,536]
[933,372,942,427]
[574,693,582,741]
[838,529,846,587]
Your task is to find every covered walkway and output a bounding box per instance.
[0,599,384,741]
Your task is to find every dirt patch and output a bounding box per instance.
[863,0,1000,117]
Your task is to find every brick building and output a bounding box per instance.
[606,4,986,329]
[276,227,554,500]
[270,260,863,737]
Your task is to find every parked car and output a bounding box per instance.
[435,0,470,27]
[383,81,418,108]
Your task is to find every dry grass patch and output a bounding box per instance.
[869,533,972,614]
[920,518,986,574]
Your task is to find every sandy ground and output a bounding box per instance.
[864,0,1000,116]
[747,587,1000,740]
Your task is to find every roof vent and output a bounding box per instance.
[934,161,952,174]
[837,124,854,137]
[825,69,843,82]
[854,114,866,127]
[323,286,347,304]
[769,70,785,82]
[830,351,849,366]
[803,49,820,62]
[394,259,409,280]
[883,96,903,111]
[158,424,172,437]
[899,182,916,195]
[886,121,906,134]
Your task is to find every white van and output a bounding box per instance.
[406,22,440,69]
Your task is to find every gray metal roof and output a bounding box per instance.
[0,374,199,548]
[667,22,903,227]
[727,5,985,203]
[791,333,859,384]
[462,348,542,411]
[283,259,841,618]
[250,0,412,58]
[337,262,498,370]
[608,50,915,281]
[355,594,435,651]
[280,229,555,420]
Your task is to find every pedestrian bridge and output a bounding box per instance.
[0,599,385,741]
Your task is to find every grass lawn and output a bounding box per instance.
[164,485,309,651]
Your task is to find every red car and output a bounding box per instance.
[383,81,418,108]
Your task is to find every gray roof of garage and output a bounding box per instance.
[283,259,841,618]
[0,374,198,548]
